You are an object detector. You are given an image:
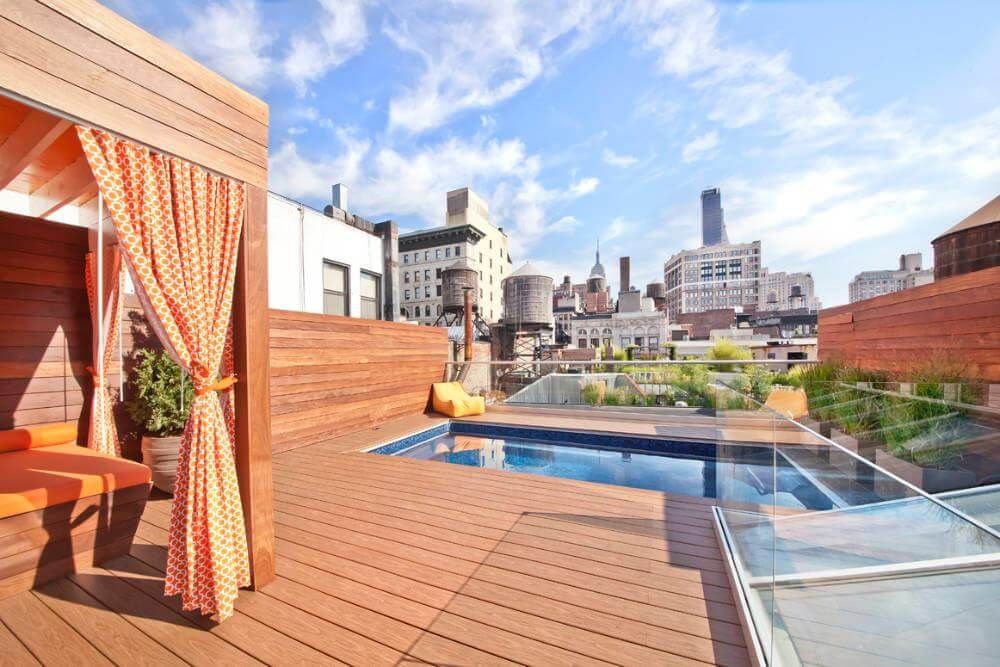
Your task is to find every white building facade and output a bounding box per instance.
[759,269,821,311]
[571,295,669,351]
[663,240,762,320]
[399,187,510,324]
[267,190,397,320]
[848,252,934,303]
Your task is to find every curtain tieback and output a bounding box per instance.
[194,375,238,396]
[85,365,102,387]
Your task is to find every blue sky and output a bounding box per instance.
[114,0,999,306]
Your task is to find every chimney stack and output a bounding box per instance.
[332,183,349,212]
[619,257,630,295]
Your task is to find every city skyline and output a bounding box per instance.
[113,0,1000,307]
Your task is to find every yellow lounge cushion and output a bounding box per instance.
[764,387,809,419]
[0,443,151,518]
[432,382,486,417]
[0,422,78,453]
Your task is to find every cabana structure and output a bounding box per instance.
[0,0,273,619]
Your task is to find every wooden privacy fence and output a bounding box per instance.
[818,266,1000,381]
[0,212,91,430]
[269,310,449,453]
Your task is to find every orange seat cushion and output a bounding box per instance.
[0,423,77,453]
[0,444,151,518]
[432,382,486,417]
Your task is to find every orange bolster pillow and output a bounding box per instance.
[0,422,78,453]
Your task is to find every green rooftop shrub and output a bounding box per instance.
[125,348,193,437]
[706,339,752,371]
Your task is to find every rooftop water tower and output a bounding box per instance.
[502,262,554,325]
[434,258,490,339]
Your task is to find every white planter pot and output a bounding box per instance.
[141,435,181,495]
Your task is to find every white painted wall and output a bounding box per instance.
[267,193,384,317]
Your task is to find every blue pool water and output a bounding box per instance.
[370,425,833,510]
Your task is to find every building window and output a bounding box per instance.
[621,336,631,347]
[360,271,381,320]
[436,285,442,297]
[424,305,431,317]
[436,268,442,278]
[403,271,409,283]
[424,286,430,298]
[445,247,451,258]
[578,339,587,348]
[424,251,429,261]
[424,269,430,281]
[403,253,409,264]
[322,261,348,316]
[436,304,442,315]
[455,246,461,256]
[435,249,441,259]
[404,289,411,300]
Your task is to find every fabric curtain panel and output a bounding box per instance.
[76,126,249,621]
[84,248,122,456]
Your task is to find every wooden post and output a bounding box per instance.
[232,184,275,589]
[464,287,474,362]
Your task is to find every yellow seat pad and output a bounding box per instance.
[764,387,809,419]
[432,382,486,417]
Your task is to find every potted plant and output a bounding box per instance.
[125,349,193,494]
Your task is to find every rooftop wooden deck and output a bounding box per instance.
[0,412,751,666]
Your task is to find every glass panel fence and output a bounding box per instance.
[442,359,1000,665]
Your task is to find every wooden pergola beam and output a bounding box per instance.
[0,110,71,191]
[28,156,96,218]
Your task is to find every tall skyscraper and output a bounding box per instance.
[701,188,728,246]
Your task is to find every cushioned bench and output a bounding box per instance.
[0,423,151,599]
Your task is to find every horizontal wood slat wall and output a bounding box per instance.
[269,309,449,453]
[0,211,90,429]
[818,266,1000,381]
[0,0,267,187]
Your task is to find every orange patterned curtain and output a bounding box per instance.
[76,126,249,621]
[84,248,122,456]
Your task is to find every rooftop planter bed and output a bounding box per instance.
[797,363,987,493]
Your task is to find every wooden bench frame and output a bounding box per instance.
[0,482,151,599]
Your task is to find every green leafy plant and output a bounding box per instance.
[125,349,193,437]
[706,339,752,371]
[604,388,625,406]
[582,381,606,406]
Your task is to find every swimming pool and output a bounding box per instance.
[368,422,834,510]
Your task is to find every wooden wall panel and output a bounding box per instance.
[0,0,267,187]
[818,266,1000,381]
[0,211,90,429]
[269,310,449,453]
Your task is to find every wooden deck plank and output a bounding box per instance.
[0,617,39,665]
[32,577,184,666]
[0,411,756,666]
[0,589,111,666]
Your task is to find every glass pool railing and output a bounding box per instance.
[442,361,1000,666]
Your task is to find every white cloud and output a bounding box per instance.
[605,216,630,241]
[282,0,369,96]
[681,130,719,162]
[569,176,600,196]
[621,0,852,142]
[385,1,614,134]
[272,114,605,256]
[286,126,307,136]
[551,215,582,231]
[169,0,273,89]
[602,148,638,167]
